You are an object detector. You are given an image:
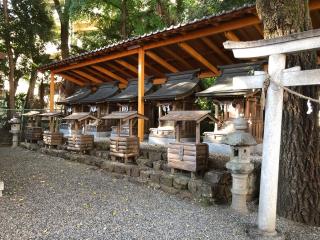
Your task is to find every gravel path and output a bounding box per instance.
[0,147,319,240]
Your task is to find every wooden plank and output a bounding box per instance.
[162,47,193,69]
[72,70,104,84]
[107,62,135,78]
[178,42,219,74]
[145,51,178,72]
[91,65,128,84]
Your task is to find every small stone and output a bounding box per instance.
[101,161,115,172]
[148,151,162,161]
[173,176,190,190]
[161,185,179,195]
[123,164,133,176]
[153,160,165,171]
[150,171,161,184]
[204,170,231,185]
[131,166,140,177]
[140,170,152,181]
[160,173,173,187]
[114,163,126,174]
[188,179,202,195]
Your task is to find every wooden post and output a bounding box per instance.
[138,48,145,142]
[196,122,201,144]
[49,117,54,132]
[175,122,181,142]
[129,119,133,136]
[50,72,55,112]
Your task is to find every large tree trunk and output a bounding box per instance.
[256,0,320,226]
[53,0,74,96]
[24,68,37,109]
[3,0,15,117]
[120,0,128,39]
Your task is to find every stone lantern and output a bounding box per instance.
[9,116,21,148]
[222,116,256,213]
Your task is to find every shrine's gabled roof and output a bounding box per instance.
[196,61,265,98]
[57,88,91,105]
[144,69,200,101]
[108,77,154,102]
[101,111,148,121]
[159,110,215,123]
[62,112,98,121]
[78,83,119,104]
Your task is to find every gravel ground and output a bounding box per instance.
[0,147,319,240]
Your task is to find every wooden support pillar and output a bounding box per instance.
[138,48,145,141]
[196,122,200,144]
[129,119,133,136]
[50,72,55,112]
[175,122,181,142]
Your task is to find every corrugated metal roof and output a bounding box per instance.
[39,4,255,71]
[145,69,200,100]
[196,61,265,98]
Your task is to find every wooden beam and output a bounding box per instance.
[50,72,55,111]
[153,78,167,85]
[53,49,138,73]
[91,65,128,84]
[72,69,104,84]
[115,59,138,74]
[58,73,86,86]
[138,48,145,141]
[201,37,233,64]
[145,62,165,77]
[85,67,113,82]
[254,24,264,37]
[162,47,193,69]
[146,51,178,72]
[144,16,260,50]
[224,31,240,41]
[178,42,219,74]
[107,62,135,78]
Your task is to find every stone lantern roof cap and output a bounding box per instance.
[9,117,21,124]
[222,131,257,146]
[222,116,257,146]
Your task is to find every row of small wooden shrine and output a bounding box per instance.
[55,61,265,149]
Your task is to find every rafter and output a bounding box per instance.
[146,51,178,72]
[72,69,104,84]
[115,59,138,74]
[85,67,113,82]
[52,49,139,73]
[254,24,264,37]
[107,62,135,78]
[178,42,219,74]
[58,73,86,86]
[145,62,165,77]
[201,37,233,64]
[91,65,128,84]
[162,47,193,69]
[224,31,240,41]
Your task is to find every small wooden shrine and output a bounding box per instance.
[102,111,148,163]
[160,110,215,177]
[62,112,98,152]
[107,78,155,137]
[40,112,64,147]
[196,62,265,143]
[145,70,201,144]
[77,83,119,138]
[22,111,43,142]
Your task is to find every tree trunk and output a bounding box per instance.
[256,0,320,226]
[24,68,37,109]
[60,17,70,59]
[156,0,173,26]
[120,0,128,39]
[39,79,45,109]
[3,0,15,117]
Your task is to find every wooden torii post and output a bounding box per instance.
[223,29,320,236]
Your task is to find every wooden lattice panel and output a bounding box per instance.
[43,131,64,146]
[109,136,139,163]
[67,134,94,151]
